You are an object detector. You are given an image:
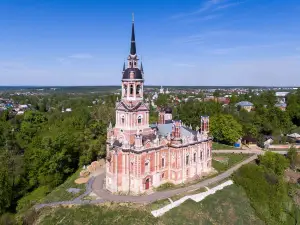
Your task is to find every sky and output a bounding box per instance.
[0,0,300,86]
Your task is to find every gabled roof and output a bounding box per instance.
[153,123,197,137]
[235,101,253,107]
[275,103,287,107]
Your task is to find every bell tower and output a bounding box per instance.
[115,14,150,132]
[121,13,144,102]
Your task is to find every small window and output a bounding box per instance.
[123,85,127,96]
[138,115,142,124]
[193,153,196,163]
[200,151,203,160]
[130,162,134,172]
[130,85,134,95]
[162,157,165,168]
[161,173,165,179]
[186,155,189,165]
[136,85,140,95]
[121,117,125,124]
[145,161,150,173]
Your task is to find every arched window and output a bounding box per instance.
[162,157,165,168]
[136,85,140,95]
[121,115,125,124]
[130,85,134,95]
[186,155,189,165]
[145,160,150,173]
[193,152,196,163]
[200,151,203,160]
[138,115,142,124]
[130,161,134,173]
[123,84,127,96]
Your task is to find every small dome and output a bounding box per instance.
[164,107,172,114]
[122,68,143,80]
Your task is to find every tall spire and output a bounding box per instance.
[130,13,137,55]
[140,61,144,73]
[122,61,125,72]
[140,56,144,73]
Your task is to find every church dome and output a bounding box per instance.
[122,68,143,80]
[164,107,172,114]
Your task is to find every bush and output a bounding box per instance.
[0,213,16,225]
[16,186,50,213]
[156,182,175,191]
[20,209,39,225]
[233,163,298,225]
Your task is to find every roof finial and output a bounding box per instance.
[132,12,134,23]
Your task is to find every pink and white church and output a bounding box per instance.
[105,17,212,194]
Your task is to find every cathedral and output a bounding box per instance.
[105,16,212,194]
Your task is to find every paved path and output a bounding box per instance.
[91,154,258,204]
[36,148,282,209]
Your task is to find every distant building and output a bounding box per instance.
[159,86,164,94]
[275,92,289,103]
[235,101,254,112]
[275,103,287,111]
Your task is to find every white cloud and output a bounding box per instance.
[173,63,196,67]
[208,42,295,55]
[171,0,241,20]
[56,53,93,65]
[214,1,245,11]
[69,53,93,59]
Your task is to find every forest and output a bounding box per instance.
[1,88,300,224]
[0,93,117,223]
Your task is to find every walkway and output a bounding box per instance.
[91,154,258,204]
[35,149,268,209]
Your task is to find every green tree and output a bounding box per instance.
[259,151,289,176]
[210,114,243,145]
[0,162,12,214]
[287,146,297,170]
[155,94,169,107]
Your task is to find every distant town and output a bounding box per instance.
[1,85,297,115]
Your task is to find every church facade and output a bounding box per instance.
[105,17,212,194]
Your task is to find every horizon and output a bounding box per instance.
[1,0,300,86]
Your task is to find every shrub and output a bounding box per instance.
[156,182,175,191]
[16,186,50,213]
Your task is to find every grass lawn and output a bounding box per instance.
[160,185,264,225]
[147,199,171,211]
[36,185,263,225]
[154,171,218,192]
[41,169,86,203]
[212,142,236,150]
[36,203,159,225]
[212,153,253,172]
[171,187,207,201]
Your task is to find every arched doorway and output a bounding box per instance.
[145,178,150,190]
